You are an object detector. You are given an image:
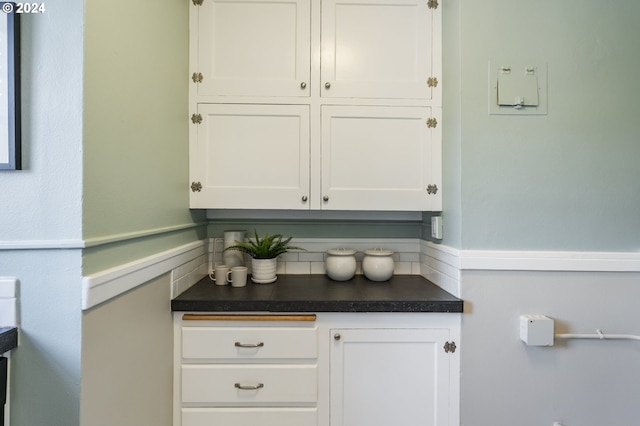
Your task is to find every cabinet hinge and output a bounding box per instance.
[192,72,203,83]
[192,0,204,5]
[190,181,203,192]
[427,77,438,88]
[444,341,456,353]
[426,117,438,128]
[427,0,438,9]
[191,113,203,124]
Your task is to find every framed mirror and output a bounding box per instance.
[0,3,20,170]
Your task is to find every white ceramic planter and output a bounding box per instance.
[251,258,278,284]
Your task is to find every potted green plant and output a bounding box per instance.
[224,230,304,283]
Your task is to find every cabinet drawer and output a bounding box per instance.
[182,365,317,404]
[182,327,318,360]
[182,407,317,426]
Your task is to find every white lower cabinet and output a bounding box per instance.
[174,313,460,426]
[330,328,451,426]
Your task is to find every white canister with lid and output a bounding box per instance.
[325,248,357,281]
[362,249,395,281]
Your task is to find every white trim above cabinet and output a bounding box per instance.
[189,0,442,211]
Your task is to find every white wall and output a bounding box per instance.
[81,274,173,426]
[0,251,83,425]
[0,0,85,424]
[460,269,640,426]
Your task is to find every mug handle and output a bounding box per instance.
[226,270,233,283]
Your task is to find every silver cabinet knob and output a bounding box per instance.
[323,195,329,202]
[334,333,341,341]
[301,195,308,202]
[300,82,307,89]
[325,82,331,89]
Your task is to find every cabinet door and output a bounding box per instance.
[321,106,441,211]
[331,328,450,426]
[190,104,310,209]
[196,0,310,98]
[321,0,435,100]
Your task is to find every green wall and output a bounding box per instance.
[443,0,640,251]
[208,217,423,240]
[82,0,206,274]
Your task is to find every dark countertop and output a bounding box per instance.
[0,327,17,353]
[172,274,462,313]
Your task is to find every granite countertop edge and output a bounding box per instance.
[0,327,18,354]
[172,274,463,313]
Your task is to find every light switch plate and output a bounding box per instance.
[489,61,547,115]
[431,216,442,239]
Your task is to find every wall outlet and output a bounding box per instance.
[431,216,443,239]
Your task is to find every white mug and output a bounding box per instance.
[212,265,230,286]
[227,266,248,288]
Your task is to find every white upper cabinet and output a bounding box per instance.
[190,104,310,209]
[321,0,437,100]
[321,106,441,211]
[189,0,442,211]
[195,0,311,98]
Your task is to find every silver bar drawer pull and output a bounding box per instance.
[235,383,264,390]
[234,341,264,348]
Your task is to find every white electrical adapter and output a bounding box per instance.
[431,216,443,239]
[520,314,554,346]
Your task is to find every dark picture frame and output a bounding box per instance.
[0,3,20,170]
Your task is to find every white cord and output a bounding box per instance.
[555,329,640,342]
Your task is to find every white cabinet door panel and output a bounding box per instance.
[321,0,433,99]
[197,0,310,97]
[321,106,441,211]
[330,328,450,426]
[190,104,310,209]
